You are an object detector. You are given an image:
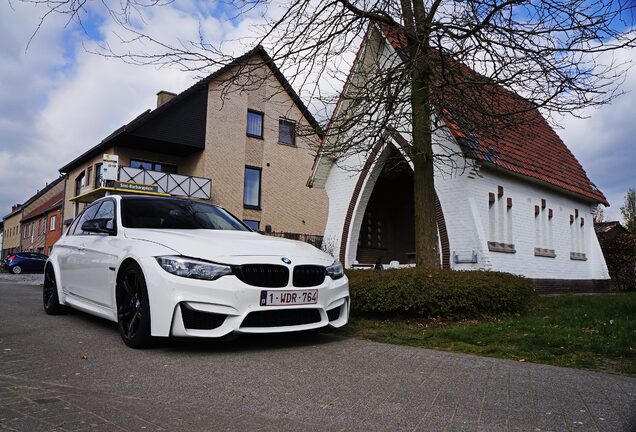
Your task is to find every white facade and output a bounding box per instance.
[311,25,609,282]
[317,134,609,280]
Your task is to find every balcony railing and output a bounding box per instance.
[118,166,211,200]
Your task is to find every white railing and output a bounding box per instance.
[118,167,211,200]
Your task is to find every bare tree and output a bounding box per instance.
[22,0,636,269]
[621,187,636,233]
[593,204,606,224]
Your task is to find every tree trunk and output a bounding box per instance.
[411,62,440,270]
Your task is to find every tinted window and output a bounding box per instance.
[72,204,100,235]
[121,198,249,231]
[94,200,115,230]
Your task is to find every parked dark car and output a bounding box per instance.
[2,252,48,274]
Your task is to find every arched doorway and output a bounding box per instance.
[356,146,416,265]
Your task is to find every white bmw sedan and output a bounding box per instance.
[44,195,349,348]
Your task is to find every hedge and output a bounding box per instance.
[346,268,535,319]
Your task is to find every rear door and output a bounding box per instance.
[57,204,100,299]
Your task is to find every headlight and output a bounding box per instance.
[155,256,232,281]
[326,260,344,280]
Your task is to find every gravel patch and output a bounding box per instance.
[0,272,44,285]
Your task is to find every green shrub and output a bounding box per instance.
[346,268,535,319]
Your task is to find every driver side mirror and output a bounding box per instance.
[81,218,115,235]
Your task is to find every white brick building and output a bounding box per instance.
[309,25,610,292]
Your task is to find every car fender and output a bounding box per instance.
[45,258,66,305]
[111,240,178,329]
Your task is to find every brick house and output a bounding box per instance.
[19,178,65,254]
[44,201,63,255]
[2,206,22,257]
[58,47,327,237]
[309,24,610,292]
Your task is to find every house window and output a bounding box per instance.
[94,163,103,188]
[243,166,262,209]
[247,110,264,138]
[86,166,93,187]
[279,119,296,146]
[74,171,85,196]
[49,215,57,231]
[130,159,177,174]
[243,220,260,231]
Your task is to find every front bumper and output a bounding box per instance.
[139,257,350,337]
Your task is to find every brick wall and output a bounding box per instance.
[45,208,63,254]
[203,65,328,236]
[2,212,22,255]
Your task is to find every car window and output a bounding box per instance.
[72,204,100,235]
[121,198,249,231]
[94,200,115,230]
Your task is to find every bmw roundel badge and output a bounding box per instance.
[281,257,292,265]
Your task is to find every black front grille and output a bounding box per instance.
[293,265,326,287]
[327,306,340,322]
[241,309,322,328]
[233,264,289,288]
[181,304,227,330]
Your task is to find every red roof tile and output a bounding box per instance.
[377,23,608,205]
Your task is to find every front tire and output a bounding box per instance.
[12,266,22,274]
[43,266,68,315]
[116,262,152,349]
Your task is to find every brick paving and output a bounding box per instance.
[0,283,634,431]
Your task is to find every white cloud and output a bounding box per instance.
[0,0,263,216]
[557,48,636,221]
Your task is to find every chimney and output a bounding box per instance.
[11,204,20,212]
[156,90,177,107]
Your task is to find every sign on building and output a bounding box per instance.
[102,154,119,181]
[113,181,159,193]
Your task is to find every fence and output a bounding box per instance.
[265,231,324,249]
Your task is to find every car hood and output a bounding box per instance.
[123,229,335,265]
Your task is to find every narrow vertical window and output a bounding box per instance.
[94,163,103,188]
[278,119,296,146]
[243,167,262,209]
[247,110,264,138]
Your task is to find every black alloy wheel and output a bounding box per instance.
[116,262,152,348]
[43,265,67,315]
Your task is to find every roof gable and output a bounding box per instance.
[377,23,607,205]
[59,46,322,173]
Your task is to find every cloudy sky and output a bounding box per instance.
[0,0,634,222]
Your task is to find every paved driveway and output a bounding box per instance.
[0,283,634,432]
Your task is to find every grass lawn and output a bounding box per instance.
[337,292,636,376]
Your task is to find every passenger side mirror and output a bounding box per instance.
[81,218,115,235]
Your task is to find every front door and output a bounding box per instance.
[79,199,119,308]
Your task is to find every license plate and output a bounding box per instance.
[260,290,318,306]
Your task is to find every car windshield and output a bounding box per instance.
[121,198,249,231]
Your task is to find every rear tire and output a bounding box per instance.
[12,266,22,274]
[116,262,152,349]
[43,266,68,315]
